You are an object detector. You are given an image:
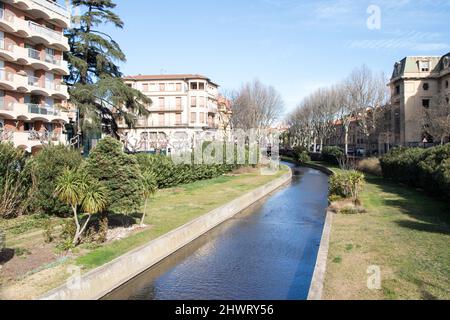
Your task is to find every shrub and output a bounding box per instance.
[26,145,83,217]
[135,153,236,189]
[329,170,365,200]
[340,207,359,215]
[0,143,30,218]
[0,229,5,253]
[380,144,450,199]
[357,158,382,176]
[83,137,143,215]
[293,146,310,164]
[43,219,54,243]
[322,146,345,165]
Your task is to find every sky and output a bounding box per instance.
[81,0,450,113]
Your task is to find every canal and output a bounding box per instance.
[104,164,329,300]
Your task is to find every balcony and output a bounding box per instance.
[0,129,14,142]
[0,68,16,90]
[0,10,69,51]
[2,0,70,28]
[149,105,183,112]
[27,48,69,75]
[27,76,69,99]
[0,101,69,122]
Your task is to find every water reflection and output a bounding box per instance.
[104,166,329,300]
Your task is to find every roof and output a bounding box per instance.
[391,53,449,79]
[123,74,219,86]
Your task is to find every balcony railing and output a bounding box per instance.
[45,53,61,65]
[0,8,14,23]
[28,129,60,141]
[28,75,41,87]
[0,100,14,111]
[0,130,14,142]
[28,21,62,41]
[31,0,70,20]
[27,103,61,116]
[0,40,14,52]
[0,68,14,82]
[28,47,41,60]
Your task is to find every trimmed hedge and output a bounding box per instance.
[322,146,345,165]
[135,153,236,189]
[380,144,450,199]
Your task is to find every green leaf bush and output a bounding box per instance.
[83,137,143,215]
[26,145,83,217]
[322,146,345,165]
[380,144,450,199]
[329,170,365,201]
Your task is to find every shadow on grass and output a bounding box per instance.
[0,248,15,265]
[364,175,450,234]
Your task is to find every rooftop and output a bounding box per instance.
[123,74,218,86]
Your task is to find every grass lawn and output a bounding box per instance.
[0,167,288,300]
[320,163,450,300]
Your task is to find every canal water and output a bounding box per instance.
[104,164,329,300]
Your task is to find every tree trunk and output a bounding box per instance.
[344,125,349,155]
[140,199,148,227]
[72,205,81,246]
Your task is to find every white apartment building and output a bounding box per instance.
[120,74,222,153]
[0,0,71,154]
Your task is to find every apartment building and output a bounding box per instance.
[389,52,450,147]
[120,74,224,153]
[0,0,71,154]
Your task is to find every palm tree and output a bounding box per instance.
[55,168,107,246]
[140,171,157,227]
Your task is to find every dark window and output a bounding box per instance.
[395,85,400,95]
[190,82,198,90]
[422,99,430,108]
[446,80,449,89]
[423,83,429,91]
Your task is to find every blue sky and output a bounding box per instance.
[86,0,450,113]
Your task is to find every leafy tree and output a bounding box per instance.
[66,0,151,138]
[55,168,107,246]
[83,137,144,216]
[0,143,29,218]
[26,145,83,217]
[140,171,158,227]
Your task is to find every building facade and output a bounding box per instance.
[120,74,227,153]
[0,0,71,154]
[389,52,450,147]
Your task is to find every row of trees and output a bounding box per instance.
[288,65,389,155]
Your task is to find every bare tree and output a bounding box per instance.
[345,65,389,154]
[232,80,285,132]
[422,93,450,145]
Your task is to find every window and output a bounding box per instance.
[175,113,182,125]
[419,61,430,72]
[199,82,205,90]
[159,83,165,91]
[149,83,156,91]
[159,97,165,108]
[176,83,182,91]
[142,84,148,92]
[422,99,430,108]
[0,119,4,131]
[395,85,400,95]
[191,96,197,107]
[176,97,181,108]
[168,83,174,91]
[190,82,198,90]
[423,83,429,91]
[44,123,54,132]
[199,97,205,108]
[190,112,196,124]
[446,80,449,89]
[158,113,165,126]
